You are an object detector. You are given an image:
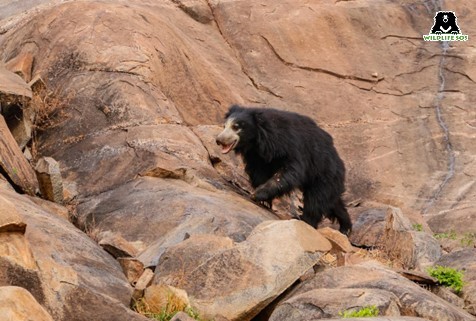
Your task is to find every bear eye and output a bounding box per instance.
[232,123,240,130]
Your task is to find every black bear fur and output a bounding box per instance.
[216,105,352,235]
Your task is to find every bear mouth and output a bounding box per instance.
[221,140,237,154]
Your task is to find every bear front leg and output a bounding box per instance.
[251,166,300,202]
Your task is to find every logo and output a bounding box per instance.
[423,11,468,42]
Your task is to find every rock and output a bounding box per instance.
[0,184,136,320]
[170,311,196,321]
[35,156,64,204]
[3,104,34,150]
[118,258,145,286]
[318,227,354,253]
[132,268,155,301]
[432,287,466,310]
[269,288,401,321]
[154,220,331,321]
[0,194,26,233]
[143,284,190,314]
[0,286,53,321]
[77,177,277,268]
[98,231,140,258]
[4,52,34,82]
[349,207,387,247]
[26,195,69,220]
[155,234,235,285]
[435,249,476,316]
[171,0,213,24]
[0,115,38,195]
[0,64,32,106]
[383,207,441,270]
[290,263,475,321]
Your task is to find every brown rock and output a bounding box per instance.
[0,185,135,320]
[171,0,213,24]
[4,52,34,82]
[35,156,64,204]
[0,194,26,233]
[0,232,36,270]
[170,311,197,321]
[318,226,354,253]
[132,268,155,301]
[0,64,32,104]
[155,220,331,321]
[143,284,190,314]
[118,258,145,286]
[0,115,38,195]
[435,249,476,316]
[98,231,140,258]
[26,195,69,220]
[383,207,441,270]
[155,234,235,286]
[77,177,277,268]
[0,286,53,321]
[269,288,401,321]
[3,104,34,150]
[349,207,387,248]
[293,263,475,321]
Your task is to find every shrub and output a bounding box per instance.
[428,265,465,293]
[339,305,379,318]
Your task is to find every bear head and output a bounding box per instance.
[216,104,258,154]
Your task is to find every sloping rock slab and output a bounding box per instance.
[0,286,53,321]
[269,288,400,321]
[154,220,331,321]
[290,263,474,321]
[0,185,142,320]
[436,249,476,316]
[77,177,277,267]
[0,64,31,102]
[0,115,38,195]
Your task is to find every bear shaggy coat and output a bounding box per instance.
[216,105,352,235]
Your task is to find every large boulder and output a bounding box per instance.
[0,286,53,321]
[272,263,475,321]
[0,184,147,321]
[152,220,332,321]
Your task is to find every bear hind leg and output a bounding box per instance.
[330,198,352,236]
[301,189,325,228]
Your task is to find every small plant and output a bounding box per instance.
[412,223,423,232]
[339,305,379,318]
[132,297,206,321]
[428,265,465,293]
[460,232,475,247]
[434,230,457,240]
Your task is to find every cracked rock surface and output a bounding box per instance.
[1,0,476,320]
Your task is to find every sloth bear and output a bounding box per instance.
[216,105,352,235]
[430,11,461,34]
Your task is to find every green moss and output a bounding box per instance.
[412,223,423,232]
[434,230,457,240]
[428,265,465,293]
[339,305,380,318]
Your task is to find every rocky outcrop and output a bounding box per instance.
[1,0,475,320]
[0,286,54,321]
[271,263,475,321]
[0,184,147,321]
[152,220,332,321]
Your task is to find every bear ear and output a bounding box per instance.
[225,104,243,119]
